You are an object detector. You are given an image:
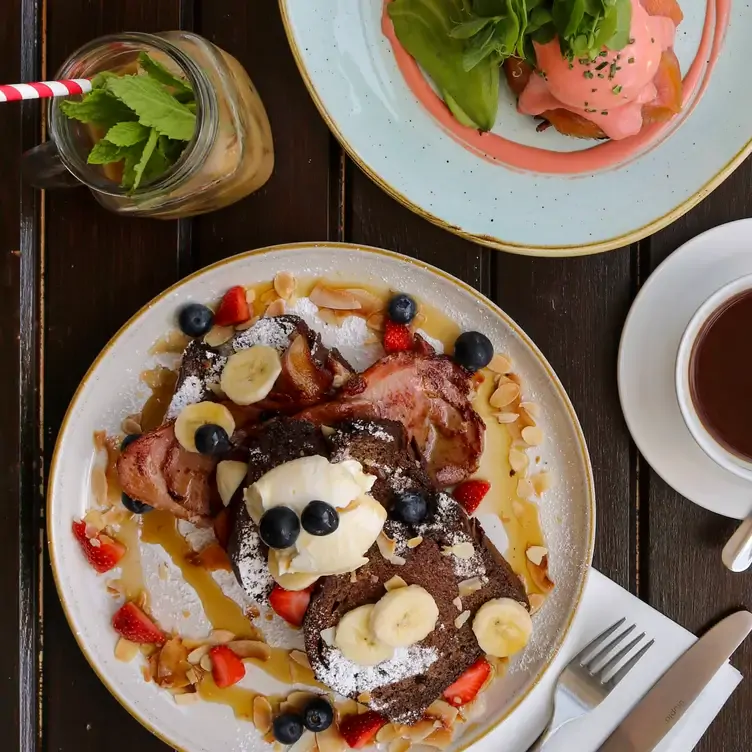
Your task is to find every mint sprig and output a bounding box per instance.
[59,53,197,192]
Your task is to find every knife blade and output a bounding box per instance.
[599,610,752,752]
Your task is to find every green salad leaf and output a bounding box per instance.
[60,53,197,193]
[388,0,500,131]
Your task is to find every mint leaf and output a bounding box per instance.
[122,149,141,190]
[105,75,196,141]
[87,139,130,165]
[137,52,193,96]
[59,89,137,128]
[131,128,159,191]
[91,71,119,89]
[104,121,150,147]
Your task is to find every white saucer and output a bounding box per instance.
[618,219,752,520]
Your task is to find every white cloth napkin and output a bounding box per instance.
[473,569,742,751]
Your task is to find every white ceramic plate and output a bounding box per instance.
[278,1,749,256]
[619,219,752,520]
[48,243,594,752]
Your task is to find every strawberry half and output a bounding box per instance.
[209,644,245,688]
[452,479,490,516]
[383,320,413,354]
[214,286,250,326]
[443,657,492,707]
[269,584,313,627]
[112,602,165,645]
[72,519,126,573]
[339,710,387,748]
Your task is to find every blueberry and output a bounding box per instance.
[388,293,418,324]
[303,697,334,732]
[178,303,214,337]
[120,433,140,451]
[194,424,231,455]
[301,500,339,536]
[259,506,300,549]
[122,492,153,514]
[392,491,428,524]
[272,713,304,745]
[453,331,494,373]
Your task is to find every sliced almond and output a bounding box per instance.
[403,719,440,742]
[185,667,201,686]
[458,577,483,597]
[309,284,361,311]
[507,372,522,385]
[526,546,548,566]
[321,627,336,647]
[531,471,554,495]
[208,629,235,645]
[285,691,317,712]
[441,542,474,560]
[335,698,360,722]
[290,650,311,669]
[519,401,540,418]
[228,640,271,661]
[529,593,547,614]
[357,691,372,704]
[452,596,463,611]
[244,287,257,306]
[517,478,535,500]
[316,308,342,327]
[235,315,260,332]
[121,415,142,435]
[174,691,200,706]
[521,426,544,446]
[253,695,273,734]
[274,271,297,300]
[528,557,555,593]
[114,638,139,663]
[106,579,124,598]
[425,699,459,728]
[366,312,385,332]
[406,536,423,549]
[489,382,520,408]
[384,575,408,591]
[265,298,286,317]
[204,325,235,347]
[424,728,454,750]
[376,724,401,744]
[487,353,512,374]
[454,611,471,629]
[509,448,529,474]
[494,412,518,424]
[345,287,383,315]
[199,654,213,672]
[389,739,412,752]
[377,533,406,566]
[317,724,349,752]
[187,644,211,665]
[260,288,280,305]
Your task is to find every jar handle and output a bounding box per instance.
[21,140,83,189]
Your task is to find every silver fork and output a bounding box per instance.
[527,618,654,751]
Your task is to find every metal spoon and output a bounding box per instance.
[722,516,752,572]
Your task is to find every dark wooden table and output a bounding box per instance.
[2,1,750,750]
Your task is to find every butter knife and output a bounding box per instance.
[599,610,752,752]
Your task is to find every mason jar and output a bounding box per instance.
[23,32,274,219]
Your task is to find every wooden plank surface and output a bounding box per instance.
[0,0,747,750]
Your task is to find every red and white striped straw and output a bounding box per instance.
[0,78,92,103]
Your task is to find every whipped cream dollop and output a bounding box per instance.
[244,455,386,582]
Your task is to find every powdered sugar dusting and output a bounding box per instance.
[316,644,438,698]
[234,523,274,602]
[232,317,296,353]
[287,297,383,371]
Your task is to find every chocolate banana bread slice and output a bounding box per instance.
[303,493,528,725]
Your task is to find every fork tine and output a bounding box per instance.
[605,638,655,690]
[584,624,636,672]
[592,632,646,681]
[574,618,626,665]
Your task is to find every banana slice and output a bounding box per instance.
[267,549,319,591]
[174,401,235,453]
[472,598,532,658]
[370,585,439,648]
[216,460,248,506]
[334,604,395,666]
[220,345,282,406]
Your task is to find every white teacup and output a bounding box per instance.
[675,273,752,483]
